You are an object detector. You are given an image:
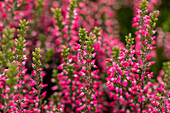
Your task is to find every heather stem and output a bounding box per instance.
[68,0,77,44]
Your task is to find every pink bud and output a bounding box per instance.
[92,94,96,100]
[123,80,128,87]
[119,88,122,95]
[23,90,28,93]
[76,104,86,111]
[79,92,84,98]
[3,12,7,18]
[57,64,63,70]
[132,23,138,27]
[41,91,47,97]
[8,101,14,106]
[35,103,38,108]
[41,73,46,78]
[82,69,87,73]
[162,107,165,112]
[139,59,143,65]
[149,61,155,65]
[17,71,21,77]
[152,36,156,40]
[136,104,139,108]
[154,97,160,101]
[168,92,170,96]
[57,105,60,109]
[42,84,48,87]
[148,72,153,78]
[152,101,158,106]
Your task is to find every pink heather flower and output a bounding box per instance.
[121,62,129,68]
[79,92,84,98]
[134,74,139,80]
[23,89,28,93]
[124,70,130,74]
[164,99,168,106]
[2,12,7,18]
[74,43,80,51]
[149,61,155,66]
[92,94,96,100]
[42,84,48,88]
[115,87,119,93]
[41,73,46,78]
[162,107,165,112]
[8,101,15,106]
[136,9,141,14]
[148,82,154,86]
[148,72,153,78]
[119,88,122,95]
[152,101,159,107]
[25,99,36,103]
[17,0,22,7]
[57,105,60,110]
[76,104,86,112]
[150,46,156,50]
[136,104,139,108]
[16,71,21,77]
[132,23,138,27]
[139,59,143,65]
[157,87,163,92]
[57,64,63,70]
[41,91,47,97]
[123,80,128,87]
[133,16,140,23]
[168,92,170,96]
[142,31,147,36]
[154,96,160,101]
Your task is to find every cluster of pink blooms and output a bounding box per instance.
[0,38,57,112]
[0,0,169,113]
[106,0,170,112]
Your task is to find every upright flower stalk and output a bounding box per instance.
[0,27,15,74]
[106,0,161,113]
[56,46,74,112]
[133,1,159,112]
[78,29,97,112]
[55,28,102,112]
[51,8,65,44]
[67,0,77,41]
[14,19,28,112]
[51,0,77,47]
[32,48,44,112]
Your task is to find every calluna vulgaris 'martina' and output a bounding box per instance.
[0,0,170,113]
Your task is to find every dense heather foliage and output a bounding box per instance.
[0,0,170,113]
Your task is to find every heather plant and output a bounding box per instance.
[51,28,105,112]
[0,0,170,113]
[106,0,169,113]
[51,0,77,47]
[0,20,28,112]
